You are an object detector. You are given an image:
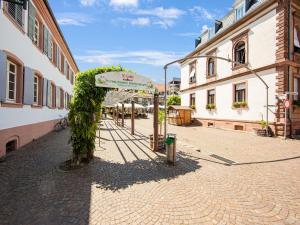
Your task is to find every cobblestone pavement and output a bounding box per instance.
[0,119,300,225]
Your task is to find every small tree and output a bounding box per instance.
[158,110,165,135]
[167,95,181,107]
[69,66,125,164]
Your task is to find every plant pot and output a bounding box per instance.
[149,134,165,151]
[255,129,267,137]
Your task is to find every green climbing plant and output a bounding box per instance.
[158,110,166,135]
[69,66,125,164]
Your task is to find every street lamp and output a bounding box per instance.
[163,55,270,142]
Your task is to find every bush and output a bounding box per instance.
[69,66,125,164]
[167,95,181,107]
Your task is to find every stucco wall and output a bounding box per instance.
[180,8,278,125]
[0,7,74,157]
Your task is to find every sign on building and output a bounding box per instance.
[95,71,155,93]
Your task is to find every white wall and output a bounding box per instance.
[0,11,73,130]
[180,8,278,123]
[180,8,277,88]
[181,69,277,122]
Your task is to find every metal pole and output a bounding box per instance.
[122,103,125,127]
[284,106,287,139]
[131,101,135,135]
[153,93,159,151]
[266,87,269,136]
[164,67,167,145]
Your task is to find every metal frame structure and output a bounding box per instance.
[163,55,270,142]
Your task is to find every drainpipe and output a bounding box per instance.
[287,0,292,137]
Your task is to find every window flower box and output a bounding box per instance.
[232,101,248,109]
[206,104,216,110]
[190,105,196,110]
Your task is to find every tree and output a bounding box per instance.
[69,66,125,165]
[167,95,181,107]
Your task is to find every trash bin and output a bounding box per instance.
[166,133,176,165]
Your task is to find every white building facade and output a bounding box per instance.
[180,0,300,136]
[0,0,79,157]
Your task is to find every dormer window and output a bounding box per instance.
[189,61,196,84]
[235,4,244,21]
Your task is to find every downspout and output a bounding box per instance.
[287,0,292,137]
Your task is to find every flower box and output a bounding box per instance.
[232,102,248,109]
[206,104,216,110]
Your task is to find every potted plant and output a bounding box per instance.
[206,104,216,110]
[255,119,268,137]
[233,101,248,109]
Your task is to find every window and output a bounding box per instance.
[33,75,39,104]
[6,140,17,153]
[189,61,196,84]
[190,93,196,108]
[207,58,215,77]
[6,61,17,102]
[234,83,246,103]
[235,4,244,21]
[207,89,215,105]
[44,27,49,56]
[234,41,246,66]
[7,2,23,27]
[294,21,300,53]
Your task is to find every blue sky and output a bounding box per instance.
[48,0,233,83]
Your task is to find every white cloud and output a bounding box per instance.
[80,0,97,6]
[112,7,185,29]
[131,17,150,26]
[175,32,199,38]
[57,13,93,26]
[76,50,185,67]
[109,0,138,8]
[135,7,184,19]
[189,6,215,21]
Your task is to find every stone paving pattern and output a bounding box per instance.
[0,119,300,225]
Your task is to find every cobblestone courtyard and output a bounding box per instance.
[0,119,300,225]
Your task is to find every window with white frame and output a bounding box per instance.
[6,61,17,102]
[207,89,215,105]
[7,2,23,27]
[235,4,244,21]
[189,61,196,84]
[33,75,39,104]
[234,83,246,103]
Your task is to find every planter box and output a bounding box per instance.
[255,129,267,137]
[149,134,165,151]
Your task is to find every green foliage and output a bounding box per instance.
[167,95,181,106]
[233,101,248,108]
[206,104,216,110]
[69,66,125,163]
[259,120,267,129]
[190,105,196,110]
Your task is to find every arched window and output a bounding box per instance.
[207,58,215,77]
[234,41,246,65]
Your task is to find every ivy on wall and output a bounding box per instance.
[69,66,125,164]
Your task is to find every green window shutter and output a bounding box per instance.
[28,1,35,41]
